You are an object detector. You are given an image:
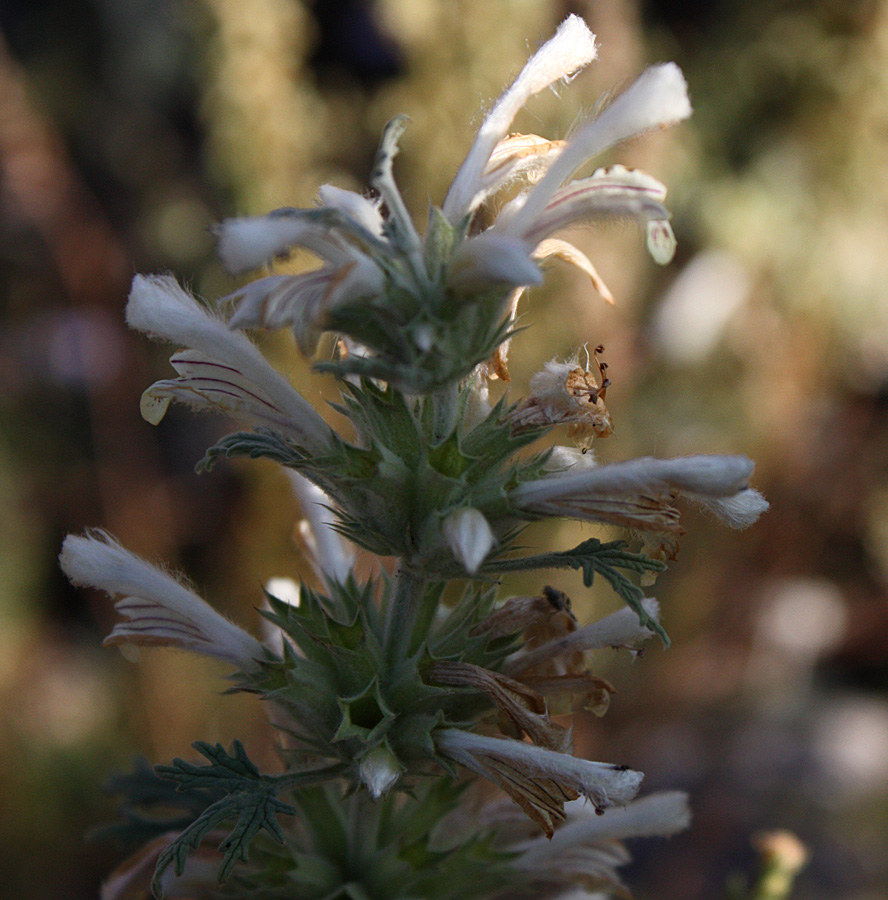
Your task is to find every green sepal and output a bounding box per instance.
[197,428,304,472]
[316,289,517,394]
[422,206,457,282]
[334,677,397,743]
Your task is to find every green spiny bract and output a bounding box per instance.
[239,576,523,786]
[203,378,549,573]
[230,780,520,900]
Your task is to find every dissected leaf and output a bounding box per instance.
[150,741,343,898]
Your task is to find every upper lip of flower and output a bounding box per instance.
[127,274,334,453]
[511,454,756,507]
[59,532,266,672]
[441,14,600,224]
[436,16,690,300]
[434,727,644,837]
[507,454,768,536]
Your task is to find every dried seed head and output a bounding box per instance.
[426,661,570,752]
[471,588,578,641]
[508,346,613,449]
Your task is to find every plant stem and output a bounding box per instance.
[383,564,428,662]
[431,382,459,445]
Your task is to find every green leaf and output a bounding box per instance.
[151,741,343,897]
[485,538,670,645]
[90,757,222,849]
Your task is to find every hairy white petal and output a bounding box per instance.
[214,211,350,275]
[442,15,597,222]
[446,232,542,292]
[436,729,643,808]
[127,275,331,451]
[225,255,384,356]
[226,273,331,332]
[317,185,384,236]
[442,507,496,574]
[60,533,264,671]
[287,471,355,586]
[565,789,690,840]
[580,164,668,202]
[475,134,567,206]
[139,349,303,436]
[230,269,332,356]
[520,168,671,246]
[326,254,387,308]
[504,63,691,237]
[515,791,691,862]
[694,488,769,528]
[512,455,755,510]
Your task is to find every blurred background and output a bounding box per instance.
[1,0,887,897]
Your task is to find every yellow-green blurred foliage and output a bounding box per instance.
[1,1,888,898]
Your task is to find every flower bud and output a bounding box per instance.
[442,507,496,574]
[359,745,402,799]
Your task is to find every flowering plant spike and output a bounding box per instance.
[63,15,767,900]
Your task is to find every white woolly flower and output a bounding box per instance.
[441,507,496,574]
[446,233,543,293]
[695,488,770,528]
[435,728,643,835]
[510,455,764,531]
[60,533,265,671]
[442,14,599,223]
[500,62,692,239]
[506,599,661,676]
[223,254,386,356]
[213,185,389,353]
[437,35,690,371]
[446,56,691,306]
[214,190,382,275]
[508,791,691,893]
[127,275,332,453]
[209,15,690,390]
[550,790,691,849]
[316,184,385,236]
